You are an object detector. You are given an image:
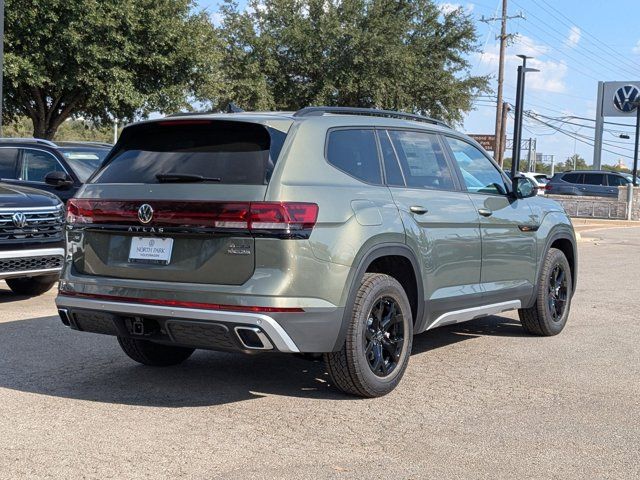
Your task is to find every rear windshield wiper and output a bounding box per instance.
[155,173,222,183]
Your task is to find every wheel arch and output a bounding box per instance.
[331,243,424,351]
[528,226,577,308]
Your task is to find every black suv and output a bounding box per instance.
[547,170,631,198]
[0,182,65,295]
[0,139,112,202]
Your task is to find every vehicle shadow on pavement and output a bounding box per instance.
[0,314,525,407]
[0,290,33,303]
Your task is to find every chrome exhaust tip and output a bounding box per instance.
[58,308,71,327]
[234,326,274,350]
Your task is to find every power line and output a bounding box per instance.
[532,0,640,71]
[521,112,634,159]
[479,0,525,166]
[511,0,640,79]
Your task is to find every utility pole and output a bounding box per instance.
[498,101,510,164]
[481,2,524,167]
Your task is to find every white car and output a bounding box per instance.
[519,172,549,195]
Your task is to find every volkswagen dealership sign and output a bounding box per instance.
[602,81,640,117]
[593,80,640,168]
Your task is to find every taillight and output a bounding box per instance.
[66,199,95,224]
[66,200,319,239]
[249,203,319,232]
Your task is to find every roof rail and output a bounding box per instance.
[0,137,58,147]
[56,140,113,148]
[293,106,450,128]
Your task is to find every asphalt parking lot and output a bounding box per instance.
[1,227,639,479]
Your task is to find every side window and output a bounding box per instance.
[388,130,454,190]
[445,137,506,194]
[21,149,65,182]
[607,174,626,187]
[562,173,582,184]
[326,129,381,184]
[583,173,605,186]
[378,130,405,186]
[0,148,19,179]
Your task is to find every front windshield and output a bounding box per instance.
[60,148,110,182]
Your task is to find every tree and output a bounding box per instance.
[210,0,490,124]
[4,0,218,139]
[559,154,588,172]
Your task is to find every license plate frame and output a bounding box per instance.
[128,236,174,265]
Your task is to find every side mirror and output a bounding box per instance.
[44,171,73,189]
[512,175,537,199]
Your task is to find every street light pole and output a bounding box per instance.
[633,100,640,187]
[510,55,539,180]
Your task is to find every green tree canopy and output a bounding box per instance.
[209,0,490,124]
[4,0,218,139]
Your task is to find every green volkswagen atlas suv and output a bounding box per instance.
[55,107,577,397]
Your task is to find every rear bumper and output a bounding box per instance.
[0,247,64,280]
[56,295,307,353]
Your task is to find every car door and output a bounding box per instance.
[581,172,608,197]
[443,136,537,304]
[378,128,483,329]
[16,148,77,201]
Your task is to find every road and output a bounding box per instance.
[1,227,639,479]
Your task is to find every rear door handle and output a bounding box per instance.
[478,208,493,217]
[409,205,428,215]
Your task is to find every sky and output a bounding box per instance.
[198,0,640,169]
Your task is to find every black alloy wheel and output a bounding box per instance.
[364,296,405,377]
[547,263,568,322]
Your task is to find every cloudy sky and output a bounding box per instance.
[199,0,640,168]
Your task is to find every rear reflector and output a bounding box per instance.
[66,200,319,238]
[58,291,304,313]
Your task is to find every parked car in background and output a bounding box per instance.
[55,107,577,397]
[0,182,65,295]
[546,170,631,198]
[518,172,549,195]
[0,139,112,202]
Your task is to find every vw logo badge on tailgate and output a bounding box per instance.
[12,212,27,229]
[137,204,154,224]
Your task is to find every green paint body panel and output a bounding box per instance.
[58,112,576,352]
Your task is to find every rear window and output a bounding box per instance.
[583,173,605,186]
[326,129,382,184]
[91,121,286,185]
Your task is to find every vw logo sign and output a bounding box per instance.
[137,204,154,224]
[12,212,27,229]
[613,85,640,113]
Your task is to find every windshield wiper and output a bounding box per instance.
[155,173,222,183]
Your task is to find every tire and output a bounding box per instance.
[117,337,195,366]
[519,248,573,336]
[6,275,58,296]
[324,273,413,398]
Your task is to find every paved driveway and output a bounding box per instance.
[1,227,639,479]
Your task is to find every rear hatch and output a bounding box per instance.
[68,118,291,285]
